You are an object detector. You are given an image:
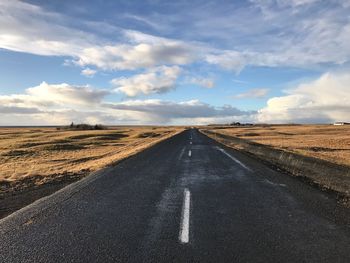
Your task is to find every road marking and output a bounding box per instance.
[179,188,191,244]
[216,147,252,172]
[178,147,185,160]
[190,141,192,145]
[264,179,287,187]
[188,150,192,157]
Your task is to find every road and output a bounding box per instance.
[0,129,349,262]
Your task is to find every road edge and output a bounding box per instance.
[200,129,350,206]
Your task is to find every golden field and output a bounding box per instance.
[0,126,182,188]
[204,125,350,167]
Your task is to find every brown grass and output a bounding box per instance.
[204,125,350,166]
[0,126,183,188]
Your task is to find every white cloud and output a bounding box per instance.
[4,73,349,125]
[0,82,134,125]
[26,82,110,106]
[234,88,269,99]
[189,77,215,88]
[0,81,253,125]
[74,40,194,71]
[1,0,350,75]
[0,84,98,125]
[0,0,95,56]
[232,79,249,85]
[205,51,247,73]
[111,66,181,96]
[201,1,350,70]
[258,72,350,123]
[81,68,97,77]
[0,82,110,110]
[0,1,195,72]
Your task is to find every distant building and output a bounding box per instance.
[334,122,350,125]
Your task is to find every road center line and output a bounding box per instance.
[190,141,192,145]
[216,147,252,172]
[179,188,191,244]
[188,150,192,157]
[178,147,185,161]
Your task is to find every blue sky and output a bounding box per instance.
[0,0,349,125]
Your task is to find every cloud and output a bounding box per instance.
[232,79,249,84]
[189,77,215,88]
[5,73,349,125]
[234,88,269,99]
[257,72,350,123]
[0,105,42,114]
[0,0,96,56]
[205,51,247,73]
[0,1,195,72]
[26,82,110,106]
[106,99,255,123]
[0,108,124,126]
[74,39,194,71]
[250,0,320,11]
[0,81,254,125]
[248,0,321,20]
[0,82,127,125]
[111,66,181,96]
[81,68,97,77]
[0,82,110,110]
[2,0,350,75]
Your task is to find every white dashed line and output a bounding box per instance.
[216,147,252,172]
[264,179,287,188]
[190,141,192,145]
[188,150,192,157]
[179,188,191,244]
[178,147,186,161]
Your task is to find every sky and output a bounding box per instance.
[0,0,349,125]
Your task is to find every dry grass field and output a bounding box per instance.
[204,125,350,167]
[0,126,182,218]
[0,126,182,186]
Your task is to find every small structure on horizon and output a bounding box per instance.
[333,122,350,126]
[230,122,254,126]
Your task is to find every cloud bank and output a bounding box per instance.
[1,73,349,125]
[1,0,350,74]
[0,82,253,125]
[258,72,350,123]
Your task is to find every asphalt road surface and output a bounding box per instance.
[1,129,349,262]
